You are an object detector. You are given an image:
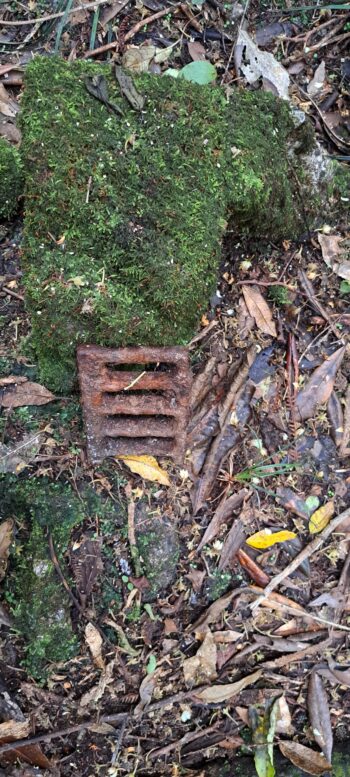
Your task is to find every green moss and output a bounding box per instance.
[18,57,330,391]
[0,477,124,679]
[0,477,86,679]
[0,138,23,220]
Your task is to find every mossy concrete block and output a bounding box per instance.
[20,57,327,392]
[0,138,23,220]
[135,502,179,600]
[0,477,86,679]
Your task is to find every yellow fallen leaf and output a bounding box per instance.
[116,455,170,486]
[309,501,334,534]
[246,529,297,549]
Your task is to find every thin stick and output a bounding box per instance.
[0,713,128,756]
[124,5,176,42]
[0,0,127,26]
[250,505,350,612]
[2,286,24,301]
[83,3,177,57]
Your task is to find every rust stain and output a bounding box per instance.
[77,345,192,464]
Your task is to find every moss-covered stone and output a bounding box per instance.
[17,57,340,391]
[0,138,23,220]
[135,503,179,600]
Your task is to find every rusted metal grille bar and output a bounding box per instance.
[77,345,192,464]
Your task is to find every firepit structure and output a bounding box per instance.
[77,345,192,463]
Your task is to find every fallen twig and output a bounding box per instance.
[83,4,178,57]
[0,0,128,26]
[1,286,24,301]
[250,504,350,612]
[0,713,128,756]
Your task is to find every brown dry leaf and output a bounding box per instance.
[0,375,27,387]
[134,670,158,716]
[327,391,344,447]
[242,286,277,337]
[186,567,206,592]
[188,41,206,61]
[0,719,30,740]
[276,695,293,734]
[279,741,331,775]
[71,538,103,608]
[308,673,333,763]
[116,454,170,486]
[85,622,105,670]
[0,519,13,581]
[308,501,334,534]
[194,668,262,703]
[296,346,346,421]
[122,44,157,72]
[1,381,56,408]
[307,60,325,96]
[78,660,115,710]
[190,590,237,631]
[276,487,310,519]
[183,630,217,686]
[0,121,21,144]
[100,0,128,27]
[318,659,350,688]
[212,630,243,643]
[197,489,249,552]
[0,83,18,118]
[218,519,245,571]
[246,529,297,549]
[0,719,50,768]
[318,233,350,280]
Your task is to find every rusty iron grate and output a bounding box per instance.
[77,345,192,464]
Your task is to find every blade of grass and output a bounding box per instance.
[55,0,74,53]
[89,5,100,51]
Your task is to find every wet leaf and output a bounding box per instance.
[318,233,350,280]
[308,501,334,534]
[236,29,290,99]
[242,286,277,337]
[194,669,262,703]
[1,381,56,408]
[85,622,105,670]
[0,519,13,581]
[183,630,217,686]
[296,346,346,421]
[308,673,333,763]
[179,61,217,85]
[279,741,331,774]
[116,455,170,486]
[246,529,296,549]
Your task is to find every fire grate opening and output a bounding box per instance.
[77,345,192,464]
